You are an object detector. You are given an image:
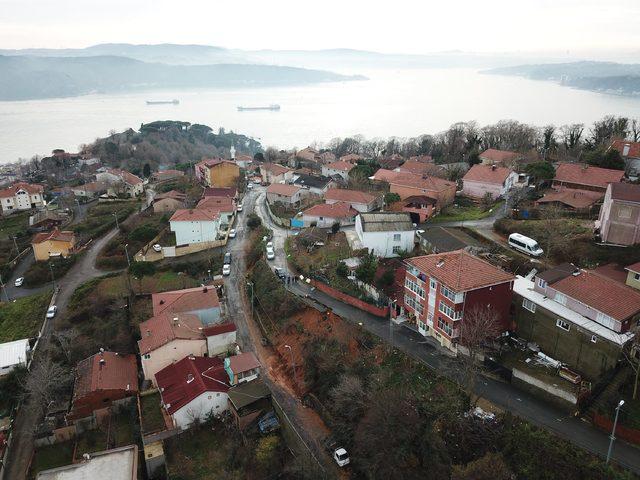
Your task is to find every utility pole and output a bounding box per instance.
[606,400,625,464]
[112,212,119,230]
[246,281,254,318]
[49,263,55,290]
[389,298,395,352]
[285,344,296,385]
[11,236,19,254]
[0,273,9,302]
[124,244,131,267]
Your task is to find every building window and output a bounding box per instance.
[404,294,424,315]
[554,292,567,306]
[393,234,401,241]
[556,319,570,331]
[438,300,461,320]
[405,278,425,298]
[430,278,437,290]
[537,278,547,289]
[522,298,537,313]
[437,316,453,336]
[440,285,457,302]
[596,312,615,330]
[144,354,151,359]
[618,206,632,219]
[635,273,640,281]
[392,246,401,254]
[591,335,597,343]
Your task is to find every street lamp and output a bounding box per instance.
[112,212,119,230]
[606,399,625,464]
[49,263,55,290]
[246,281,254,318]
[284,344,296,383]
[124,244,131,267]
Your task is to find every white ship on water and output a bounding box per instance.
[237,104,281,112]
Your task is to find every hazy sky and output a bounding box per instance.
[2,0,639,54]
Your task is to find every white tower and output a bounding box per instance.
[230,144,236,160]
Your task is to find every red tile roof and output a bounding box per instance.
[203,187,237,198]
[198,158,237,168]
[325,188,376,205]
[202,322,237,337]
[537,189,602,209]
[228,352,261,374]
[554,163,624,189]
[397,161,443,176]
[303,201,357,219]
[266,183,302,197]
[261,163,290,176]
[611,139,640,159]
[138,313,205,354]
[551,270,640,321]
[154,190,186,201]
[196,198,235,212]
[372,169,455,192]
[408,155,434,163]
[626,262,640,274]
[105,168,143,185]
[156,356,229,415]
[154,169,184,177]
[31,228,75,244]
[0,182,44,198]
[325,161,354,172]
[479,148,520,164]
[463,164,513,185]
[152,285,220,317]
[73,352,138,401]
[609,182,640,202]
[339,154,363,163]
[407,250,514,292]
[169,208,219,222]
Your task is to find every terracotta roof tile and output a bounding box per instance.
[397,161,444,176]
[554,163,624,189]
[463,164,513,185]
[138,312,204,354]
[261,163,291,176]
[203,187,237,198]
[303,202,357,219]
[537,189,602,209]
[228,352,261,373]
[372,169,455,192]
[407,250,514,292]
[73,352,138,402]
[105,168,143,185]
[611,139,640,159]
[325,161,354,172]
[156,356,229,414]
[202,322,236,337]
[266,184,302,197]
[609,182,640,202]
[479,148,520,163]
[551,269,640,321]
[325,188,375,205]
[0,182,44,198]
[196,198,235,212]
[152,285,220,318]
[31,228,75,244]
[169,208,219,222]
[339,154,363,163]
[154,190,186,201]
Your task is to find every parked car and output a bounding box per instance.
[324,437,350,467]
[229,229,236,238]
[247,183,254,190]
[266,241,274,249]
[508,233,543,257]
[237,203,243,212]
[253,179,262,185]
[274,267,286,280]
[222,264,231,276]
[266,247,275,260]
[46,306,57,319]
[224,252,231,264]
[152,244,162,252]
[14,277,24,287]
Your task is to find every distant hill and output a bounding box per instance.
[484,61,640,96]
[0,54,365,101]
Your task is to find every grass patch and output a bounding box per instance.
[0,211,31,237]
[431,200,503,223]
[0,291,51,342]
[72,202,137,241]
[23,255,78,288]
[140,392,166,435]
[29,442,74,479]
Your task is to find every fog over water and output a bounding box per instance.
[2,68,640,162]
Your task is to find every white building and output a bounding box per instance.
[96,168,144,197]
[156,356,230,430]
[36,445,138,480]
[0,182,44,215]
[204,322,237,356]
[169,208,220,245]
[0,338,30,377]
[355,212,415,258]
[321,161,354,181]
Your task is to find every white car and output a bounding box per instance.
[229,229,236,238]
[152,244,162,252]
[333,448,350,467]
[247,183,253,189]
[14,277,24,287]
[237,203,243,212]
[266,247,275,260]
[266,241,274,249]
[222,264,231,276]
[46,306,57,319]
[253,179,262,185]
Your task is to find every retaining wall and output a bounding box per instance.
[310,280,389,318]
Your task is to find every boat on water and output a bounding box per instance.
[237,104,281,112]
[146,99,180,105]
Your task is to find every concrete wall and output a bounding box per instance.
[626,270,640,290]
[207,331,236,356]
[142,339,207,385]
[599,191,640,245]
[462,180,503,199]
[512,368,578,410]
[170,219,219,245]
[209,163,240,188]
[312,280,389,317]
[355,221,414,258]
[173,391,229,429]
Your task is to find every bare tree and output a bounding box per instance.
[621,326,640,400]
[457,305,502,404]
[329,374,367,443]
[631,119,640,143]
[52,329,79,363]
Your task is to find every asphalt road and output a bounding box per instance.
[2,226,122,480]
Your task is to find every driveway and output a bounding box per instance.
[3,252,50,300]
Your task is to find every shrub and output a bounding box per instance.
[336,261,349,278]
[247,213,262,230]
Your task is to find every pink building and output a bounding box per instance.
[597,182,640,245]
[462,164,517,199]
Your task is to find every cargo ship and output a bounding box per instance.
[237,104,280,111]
[146,99,180,105]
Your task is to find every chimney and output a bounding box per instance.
[173,317,179,325]
[582,164,588,171]
[99,358,105,368]
[188,354,196,361]
[203,286,208,293]
[159,299,165,305]
[436,259,445,268]
[146,330,151,337]
[186,373,194,383]
[491,164,497,171]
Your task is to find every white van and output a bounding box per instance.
[508,233,544,257]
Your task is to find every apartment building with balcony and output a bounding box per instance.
[400,250,514,352]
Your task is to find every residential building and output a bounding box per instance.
[402,250,515,351]
[355,212,415,258]
[195,158,240,187]
[513,265,639,380]
[609,139,640,177]
[296,147,320,163]
[552,163,624,193]
[260,163,292,184]
[169,208,220,245]
[70,181,106,199]
[266,184,305,206]
[228,379,272,430]
[293,174,335,195]
[478,148,521,166]
[300,202,357,228]
[401,195,438,222]
[379,155,404,170]
[31,228,76,261]
[318,151,337,164]
[196,198,235,225]
[203,187,237,199]
[138,313,207,385]
[203,322,237,356]
[461,164,518,199]
[536,190,602,212]
[224,352,261,386]
[152,285,221,325]
[152,190,186,214]
[0,182,44,215]
[417,226,481,254]
[625,262,640,290]
[395,161,444,177]
[36,445,138,480]
[371,169,456,208]
[68,351,138,421]
[96,168,144,197]
[234,153,254,169]
[322,161,354,181]
[339,153,363,164]
[597,182,640,245]
[324,188,378,212]
[155,355,230,429]
[151,169,185,183]
[408,154,434,163]
[0,338,30,377]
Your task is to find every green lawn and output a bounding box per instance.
[430,201,504,223]
[140,392,166,435]
[0,291,51,342]
[29,442,74,479]
[72,202,137,240]
[0,211,30,238]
